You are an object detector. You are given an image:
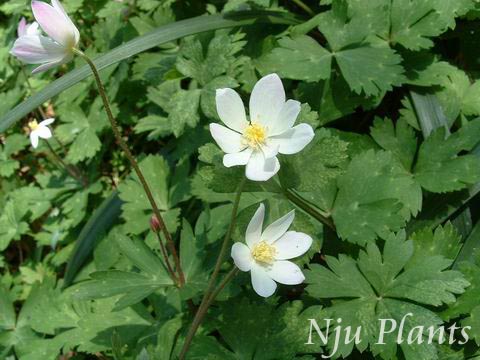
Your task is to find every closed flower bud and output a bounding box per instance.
[150,214,161,233]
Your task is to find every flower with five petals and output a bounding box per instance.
[10,0,80,74]
[28,118,55,148]
[210,73,314,181]
[231,203,313,297]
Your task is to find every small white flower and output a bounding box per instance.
[209,73,314,181]
[17,18,41,37]
[10,0,80,74]
[231,203,313,297]
[28,118,55,148]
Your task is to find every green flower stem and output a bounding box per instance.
[73,49,184,287]
[284,189,336,231]
[290,0,315,16]
[45,140,88,187]
[20,65,47,119]
[179,178,246,359]
[154,229,179,284]
[205,266,239,305]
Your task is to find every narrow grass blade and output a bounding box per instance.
[63,191,123,286]
[409,90,450,138]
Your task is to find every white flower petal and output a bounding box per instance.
[39,118,55,126]
[216,88,248,133]
[271,123,314,155]
[223,148,252,168]
[26,22,41,36]
[31,57,67,74]
[32,0,77,47]
[209,123,245,154]
[266,260,305,285]
[246,203,265,248]
[18,18,27,37]
[251,263,277,297]
[245,151,280,181]
[274,231,313,260]
[262,209,295,243]
[30,133,39,148]
[231,242,253,272]
[35,126,52,139]
[51,0,80,43]
[249,73,285,129]
[10,35,66,64]
[269,100,301,136]
[260,141,279,159]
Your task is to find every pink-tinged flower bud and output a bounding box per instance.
[10,0,80,74]
[150,215,161,233]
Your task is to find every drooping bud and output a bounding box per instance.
[150,214,161,233]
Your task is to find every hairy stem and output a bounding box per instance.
[74,49,184,286]
[179,178,246,359]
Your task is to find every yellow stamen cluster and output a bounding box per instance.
[28,120,39,131]
[251,241,276,264]
[242,123,266,149]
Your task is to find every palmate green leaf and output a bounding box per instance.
[443,254,480,321]
[316,3,405,96]
[370,117,417,171]
[0,134,28,178]
[443,252,480,345]
[332,150,421,245]
[17,279,152,358]
[258,35,332,82]
[414,119,480,193]
[189,299,323,359]
[176,30,246,86]
[431,66,480,122]
[179,219,209,300]
[71,232,173,309]
[348,0,474,51]
[410,222,462,262]
[0,201,29,252]
[389,0,448,50]
[305,231,469,360]
[169,89,202,137]
[0,11,297,133]
[334,44,404,97]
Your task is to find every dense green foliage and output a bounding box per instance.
[1,0,480,359]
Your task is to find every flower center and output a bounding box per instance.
[242,123,266,149]
[28,120,39,131]
[251,241,276,264]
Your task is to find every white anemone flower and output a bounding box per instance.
[10,0,80,74]
[231,203,313,297]
[28,118,55,148]
[17,18,41,37]
[210,73,314,181]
